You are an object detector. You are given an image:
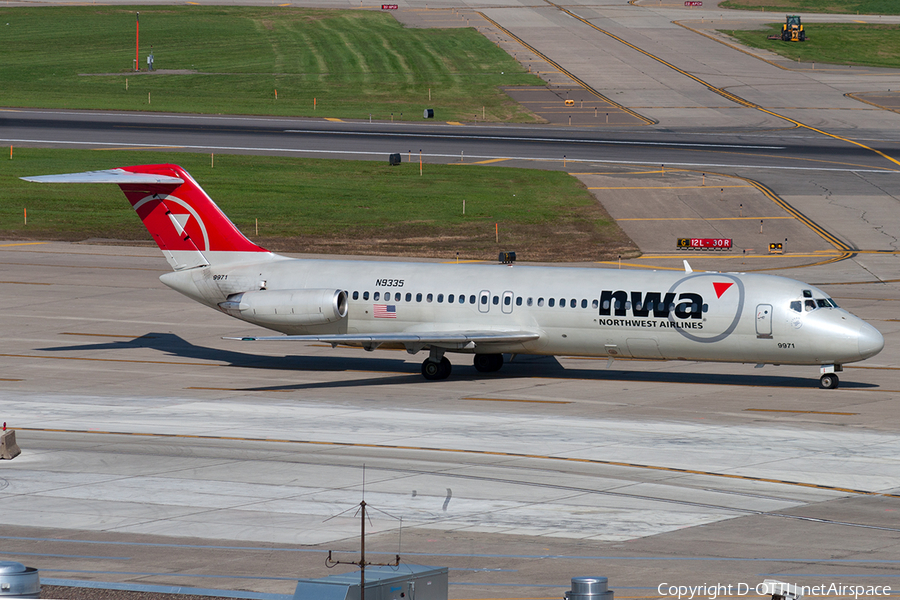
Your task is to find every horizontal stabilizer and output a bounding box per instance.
[21,169,184,185]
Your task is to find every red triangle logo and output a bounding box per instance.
[713,282,733,299]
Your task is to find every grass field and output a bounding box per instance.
[720,0,900,15]
[4,149,637,262]
[0,6,544,122]
[725,23,900,68]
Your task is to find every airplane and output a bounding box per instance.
[23,164,884,389]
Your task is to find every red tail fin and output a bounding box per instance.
[117,164,267,254]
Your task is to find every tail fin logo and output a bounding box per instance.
[132,194,210,251]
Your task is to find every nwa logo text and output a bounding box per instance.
[599,290,703,320]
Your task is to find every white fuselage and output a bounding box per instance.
[160,256,883,368]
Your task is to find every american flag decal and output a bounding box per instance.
[373,304,397,318]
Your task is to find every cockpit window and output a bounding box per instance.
[802,289,813,298]
[797,296,838,312]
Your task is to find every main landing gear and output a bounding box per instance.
[473,353,504,373]
[421,356,452,380]
[420,351,506,380]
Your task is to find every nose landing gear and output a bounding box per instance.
[819,364,842,389]
[819,373,839,389]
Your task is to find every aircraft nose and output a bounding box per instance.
[858,321,884,359]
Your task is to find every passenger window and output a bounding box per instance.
[352,291,359,300]
[504,296,511,306]
[470,295,476,304]
[571,299,577,308]
[373,292,380,301]
[363,291,370,300]
[516,297,523,306]
[416,293,423,302]
[492,296,499,305]
[592,299,599,309]
[581,299,587,308]
[448,294,454,303]
[559,298,565,308]
[427,293,433,302]
[702,303,708,312]
[538,298,544,307]
[790,301,801,313]
[602,300,610,310]
[527,298,533,307]
[549,298,555,307]
[480,294,488,305]
[406,293,412,302]
[437,294,444,303]
[459,295,465,304]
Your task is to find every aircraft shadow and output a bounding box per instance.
[39,333,878,391]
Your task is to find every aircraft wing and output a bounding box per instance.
[225,330,541,352]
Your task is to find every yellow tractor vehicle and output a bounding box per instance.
[781,15,806,42]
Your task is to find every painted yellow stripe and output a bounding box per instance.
[61,332,153,338]
[13,426,898,498]
[554,4,900,169]
[0,281,51,286]
[469,158,509,165]
[0,378,24,382]
[0,242,48,248]
[324,118,343,122]
[744,408,858,416]
[461,397,572,405]
[588,185,752,190]
[0,353,215,367]
[617,216,793,221]
[445,121,463,126]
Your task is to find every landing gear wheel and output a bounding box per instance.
[422,357,452,380]
[473,353,504,373]
[819,373,839,389]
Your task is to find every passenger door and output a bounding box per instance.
[756,304,773,338]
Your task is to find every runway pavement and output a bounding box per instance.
[2,1,900,599]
